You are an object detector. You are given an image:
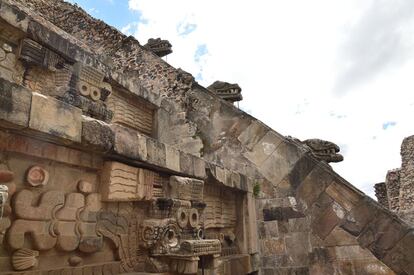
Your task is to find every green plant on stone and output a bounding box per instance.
[253,182,261,197]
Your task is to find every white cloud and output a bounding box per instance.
[126,0,414,198]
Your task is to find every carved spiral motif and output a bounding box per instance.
[188,208,199,228]
[26,166,49,187]
[176,207,188,228]
[90,88,101,101]
[163,224,179,248]
[195,227,204,240]
[142,226,156,242]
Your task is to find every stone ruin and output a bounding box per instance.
[375,135,414,226]
[0,0,412,274]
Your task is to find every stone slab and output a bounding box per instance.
[29,93,82,142]
[238,120,269,150]
[165,144,180,172]
[0,77,31,129]
[382,230,414,274]
[326,178,364,211]
[81,117,114,152]
[243,131,283,165]
[111,124,147,161]
[146,137,166,167]
[357,212,409,259]
[259,141,303,186]
[295,164,334,212]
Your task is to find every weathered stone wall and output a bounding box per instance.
[375,136,414,225]
[385,169,401,212]
[375,182,389,209]
[399,136,414,224]
[0,0,412,274]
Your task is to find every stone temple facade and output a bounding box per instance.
[0,0,413,274]
[375,135,414,226]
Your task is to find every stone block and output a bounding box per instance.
[353,259,395,275]
[230,171,241,189]
[165,144,180,172]
[246,193,259,253]
[357,212,409,259]
[284,232,311,265]
[260,238,286,256]
[287,155,318,190]
[325,179,364,211]
[0,78,31,129]
[260,141,303,187]
[224,169,235,188]
[310,194,344,240]
[101,161,154,201]
[334,245,373,261]
[111,124,146,161]
[261,255,289,268]
[382,230,414,274]
[166,176,204,201]
[192,155,206,178]
[29,93,82,142]
[136,132,148,161]
[146,137,166,167]
[238,120,269,150]
[243,131,283,165]
[81,117,114,151]
[179,151,194,175]
[296,164,334,212]
[239,173,247,190]
[263,207,305,221]
[323,226,358,247]
[288,217,310,232]
[263,221,279,238]
[341,197,382,237]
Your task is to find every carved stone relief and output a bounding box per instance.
[107,89,154,136]
[18,38,113,122]
[9,188,102,253]
[0,163,15,244]
[101,161,154,201]
[0,39,24,84]
[0,147,243,274]
[144,38,173,57]
[203,184,239,256]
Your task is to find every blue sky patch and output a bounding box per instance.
[194,44,208,63]
[68,0,141,31]
[177,22,197,36]
[382,121,397,130]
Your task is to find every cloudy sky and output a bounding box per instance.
[69,0,414,198]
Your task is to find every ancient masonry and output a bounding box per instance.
[376,135,414,226]
[0,0,412,274]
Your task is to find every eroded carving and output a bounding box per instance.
[26,165,49,187]
[9,187,102,253]
[144,38,173,57]
[302,138,344,163]
[73,63,105,101]
[166,176,204,201]
[204,184,239,256]
[207,80,242,103]
[0,165,15,243]
[101,161,154,201]
[0,39,24,84]
[0,184,8,219]
[107,89,154,136]
[96,203,140,272]
[11,248,39,271]
[19,38,63,70]
[18,38,113,121]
